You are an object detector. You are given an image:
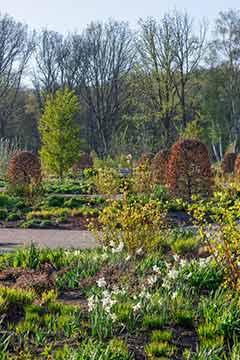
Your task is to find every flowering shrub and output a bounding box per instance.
[167,139,213,201]
[191,199,240,291]
[95,199,167,254]
[222,152,237,174]
[130,163,153,194]
[94,167,120,195]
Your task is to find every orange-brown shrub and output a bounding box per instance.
[151,149,169,185]
[137,152,154,166]
[222,152,237,174]
[166,139,212,200]
[72,152,93,173]
[234,154,240,178]
[7,151,41,186]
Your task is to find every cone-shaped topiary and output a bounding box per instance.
[7,151,41,186]
[167,139,212,200]
[222,152,237,174]
[151,149,169,185]
[234,154,240,178]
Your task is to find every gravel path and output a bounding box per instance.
[0,229,98,252]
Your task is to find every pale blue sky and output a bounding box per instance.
[1,0,240,33]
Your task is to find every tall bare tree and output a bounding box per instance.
[171,11,207,129]
[0,13,34,136]
[211,10,240,150]
[33,30,64,108]
[138,16,177,146]
[77,20,135,155]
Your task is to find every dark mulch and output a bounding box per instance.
[0,263,56,294]
[58,289,88,311]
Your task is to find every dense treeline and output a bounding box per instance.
[1,9,240,159]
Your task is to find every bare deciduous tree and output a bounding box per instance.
[0,13,34,136]
[78,20,135,155]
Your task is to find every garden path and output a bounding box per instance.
[0,229,98,252]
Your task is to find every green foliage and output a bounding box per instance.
[0,209,7,220]
[169,228,199,255]
[145,341,176,358]
[151,330,173,342]
[76,339,133,360]
[171,236,198,255]
[39,88,81,178]
[178,259,223,293]
[45,195,65,208]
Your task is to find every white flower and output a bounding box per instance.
[180,259,187,268]
[136,248,143,255]
[88,295,96,312]
[112,241,124,253]
[102,292,116,312]
[133,302,141,313]
[139,290,151,300]
[162,279,170,289]
[171,291,178,299]
[73,250,81,256]
[152,265,161,274]
[109,240,115,248]
[101,253,108,260]
[97,277,107,288]
[173,254,180,262]
[110,313,117,322]
[147,275,158,286]
[168,268,179,279]
[126,255,131,261]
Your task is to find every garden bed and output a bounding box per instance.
[0,237,234,360]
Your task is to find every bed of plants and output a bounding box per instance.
[0,174,240,358]
[0,191,106,230]
[0,213,239,360]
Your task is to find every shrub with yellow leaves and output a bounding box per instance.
[95,199,167,254]
[130,163,153,194]
[94,167,120,196]
[190,191,240,291]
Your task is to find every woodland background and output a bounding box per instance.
[1,9,240,160]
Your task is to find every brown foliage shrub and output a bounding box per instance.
[234,154,240,178]
[151,149,169,185]
[7,151,41,186]
[137,152,154,166]
[222,152,237,174]
[166,139,213,200]
[72,152,93,173]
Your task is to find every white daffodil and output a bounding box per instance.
[97,277,107,288]
[133,302,141,313]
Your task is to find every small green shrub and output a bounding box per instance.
[7,212,21,221]
[175,309,194,328]
[143,314,168,330]
[46,195,65,208]
[171,237,198,255]
[0,208,8,220]
[145,341,176,358]
[151,330,173,342]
